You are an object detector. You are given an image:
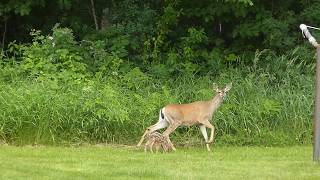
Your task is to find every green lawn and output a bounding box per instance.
[0,145,319,179]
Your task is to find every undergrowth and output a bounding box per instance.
[0,28,315,146]
[0,66,314,146]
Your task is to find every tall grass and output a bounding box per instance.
[0,50,315,146]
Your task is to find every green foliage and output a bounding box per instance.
[17,27,88,83]
[0,39,315,146]
[0,0,44,16]
[0,1,318,146]
[2,0,319,67]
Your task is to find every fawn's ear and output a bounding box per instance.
[212,83,219,92]
[224,83,232,92]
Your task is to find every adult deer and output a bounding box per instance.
[137,83,232,151]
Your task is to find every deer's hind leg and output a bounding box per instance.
[162,122,181,151]
[161,139,171,152]
[137,118,168,147]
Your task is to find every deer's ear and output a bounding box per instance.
[212,83,219,92]
[224,83,232,92]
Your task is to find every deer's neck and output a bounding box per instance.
[209,95,223,114]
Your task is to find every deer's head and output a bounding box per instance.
[213,83,232,99]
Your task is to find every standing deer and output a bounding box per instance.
[137,83,232,151]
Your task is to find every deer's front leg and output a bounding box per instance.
[200,125,211,151]
[202,120,215,144]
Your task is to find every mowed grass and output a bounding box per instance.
[0,145,319,179]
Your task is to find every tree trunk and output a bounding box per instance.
[90,0,99,30]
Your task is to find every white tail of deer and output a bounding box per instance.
[137,83,232,151]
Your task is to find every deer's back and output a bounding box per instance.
[164,101,212,125]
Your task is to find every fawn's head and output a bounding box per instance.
[213,83,232,99]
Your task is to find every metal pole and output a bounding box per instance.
[300,24,320,162]
[314,47,320,161]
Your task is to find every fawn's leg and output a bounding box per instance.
[155,143,160,153]
[144,140,151,152]
[149,141,155,153]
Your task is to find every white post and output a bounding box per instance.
[300,24,320,162]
